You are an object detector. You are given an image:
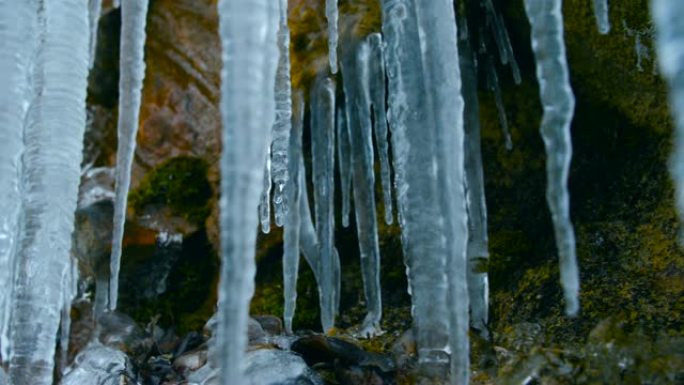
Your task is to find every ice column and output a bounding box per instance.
[414,2,470,383]
[341,40,384,337]
[368,33,394,225]
[0,0,36,361]
[214,0,278,383]
[459,30,490,337]
[272,0,293,228]
[524,0,580,316]
[109,0,150,311]
[653,1,684,233]
[326,0,339,74]
[9,0,89,383]
[381,0,451,377]
[593,0,610,35]
[283,91,304,334]
[310,75,338,333]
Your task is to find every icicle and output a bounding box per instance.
[341,40,384,337]
[59,259,79,374]
[9,0,89,382]
[283,90,303,334]
[310,75,337,333]
[484,53,513,150]
[259,150,272,234]
[109,0,150,311]
[214,0,278,383]
[368,33,394,225]
[337,102,353,228]
[482,0,521,84]
[87,0,103,69]
[381,0,451,376]
[112,0,120,8]
[523,0,580,316]
[459,29,490,338]
[326,0,339,74]
[653,0,684,235]
[414,1,470,383]
[593,0,610,35]
[0,0,36,362]
[272,0,293,228]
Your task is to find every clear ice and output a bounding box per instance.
[593,0,610,35]
[368,33,395,225]
[214,0,279,383]
[88,0,103,69]
[341,40,384,337]
[109,0,150,311]
[272,0,293,228]
[9,0,89,383]
[0,0,35,361]
[310,75,338,333]
[337,100,353,228]
[524,0,580,316]
[259,149,272,233]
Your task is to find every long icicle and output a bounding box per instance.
[653,0,684,233]
[272,0,293,227]
[368,33,394,225]
[214,0,279,383]
[326,0,339,74]
[524,0,580,316]
[382,0,451,377]
[283,90,304,334]
[310,75,337,333]
[341,40,383,337]
[0,0,36,362]
[109,0,150,311]
[87,0,103,69]
[9,0,89,382]
[337,99,353,228]
[459,22,490,337]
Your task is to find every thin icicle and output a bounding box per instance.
[259,150,272,234]
[58,259,78,374]
[272,0,293,228]
[9,0,89,382]
[109,0,150,311]
[593,0,610,35]
[459,31,490,338]
[326,0,339,74]
[484,54,513,150]
[87,0,103,69]
[368,33,394,225]
[310,75,337,333]
[482,0,521,84]
[653,0,684,236]
[523,0,580,316]
[214,0,279,383]
[283,90,303,334]
[0,0,36,361]
[337,102,353,228]
[341,40,383,337]
[382,0,451,375]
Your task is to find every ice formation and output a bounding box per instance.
[341,40,383,337]
[524,0,580,316]
[653,0,684,230]
[272,0,293,228]
[326,0,339,74]
[337,101,353,228]
[8,0,89,383]
[310,75,338,333]
[459,24,490,337]
[593,0,610,34]
[59,343,127,385]
[213,1,279,384]
[259,150,272,233]
[109,0,150,311]
[88,0,103,68]
[0,0,35,361]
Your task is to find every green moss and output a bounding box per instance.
[129,156,212,224]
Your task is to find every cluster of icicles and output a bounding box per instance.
[0,0,682,384]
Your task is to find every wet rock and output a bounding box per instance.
[96,311,150,358]
[60,343,130,385]
[244,349,322,385]
[292,335,394,372]
[172,331,204,357]
[249,317,267,343]
[173,347,208,375]
[143,356,179,385]
[254,315,284,336]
